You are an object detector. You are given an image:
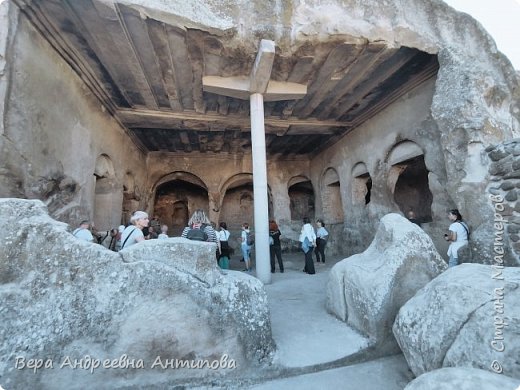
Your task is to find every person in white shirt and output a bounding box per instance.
[72,220,94,242]
[299,217,316,274]
[444,209,469,267]
[120,211,149,249]
[217,222,231,259]
[315,219,329,263]
[240,223,252,272]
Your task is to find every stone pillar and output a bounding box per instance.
[250,93,271,284]
[0,0,11,137]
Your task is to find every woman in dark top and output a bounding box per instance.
[269,220,284,273]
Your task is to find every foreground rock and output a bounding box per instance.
[393,264,520,379]
[327,213,446,351]
[405,367,520,390]
[0,199,274,389]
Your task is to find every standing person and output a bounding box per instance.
[240,223,253,272]
[218,222,231,258]
[158,224,169,239]
[120,211,149,249]
[72,220,94,242]
[300,217,316,274]
[444,209,469,268]
[269,220,284,273]
[181,209,218,244]
[217,222,231,269]
[315,219,329,263]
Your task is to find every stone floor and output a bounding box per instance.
[221,252,415,389]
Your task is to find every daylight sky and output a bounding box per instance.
[443,0,520,69]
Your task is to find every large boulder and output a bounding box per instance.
[0,199,274,389]
[404,367,520,390]
[393,263,520,379]
[327,213,446,351]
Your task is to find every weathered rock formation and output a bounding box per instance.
[404,367,520,390]
[0,199,274,389]
[393,263,520,379]
[486,139,520,265]
[327,213,446,351]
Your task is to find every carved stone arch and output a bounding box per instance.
[287,175,315,222]
[94,154,115,179]
[320,167,343,223]
[219,173,273,230]
[386,140,424,166]
[153,171,208,194]
[386,141,432,222]
[151,171,209,235]
[93,154,119,230]
[351,162,372,206]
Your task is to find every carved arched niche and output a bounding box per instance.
[152,172,209,236]
[218,173,273,230]
[288,176,315,222]
[352,162,372,206]
[220,173,254,230]
[387,141,433,222]
[321,167,343,223]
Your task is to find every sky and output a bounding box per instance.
[443,0,520,69]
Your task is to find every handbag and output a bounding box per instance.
[302,236,311,253]
[218,256,229,270]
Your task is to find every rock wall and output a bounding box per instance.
[487,139,520,266]
[310,78,453,257]
[0,199,274,389]
[0,8,147,228]
[404,368,520,390]
[393,264,520,379]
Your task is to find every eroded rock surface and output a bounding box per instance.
[326,213,446,351]
[404,367,520,390]
[393,263,520,379]
[0,198,274,389]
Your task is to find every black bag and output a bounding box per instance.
[246,231,255,246]
[186,224,208,241]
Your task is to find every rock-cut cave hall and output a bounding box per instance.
[1,0,520,387]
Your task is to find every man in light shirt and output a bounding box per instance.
[72,220,94,242]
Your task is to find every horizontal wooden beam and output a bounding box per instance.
[117,108,352,131]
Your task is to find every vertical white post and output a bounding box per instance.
[250,93,271,284]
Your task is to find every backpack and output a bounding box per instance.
[186,224,208,241]
[246,231,255,246]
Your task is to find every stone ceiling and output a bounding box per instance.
[15,0,439,158]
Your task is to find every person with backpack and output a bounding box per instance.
[444,209,469,268]
[240,223,253,272]
[181,209,218,244]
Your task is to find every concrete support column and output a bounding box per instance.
[250,93,271,284]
